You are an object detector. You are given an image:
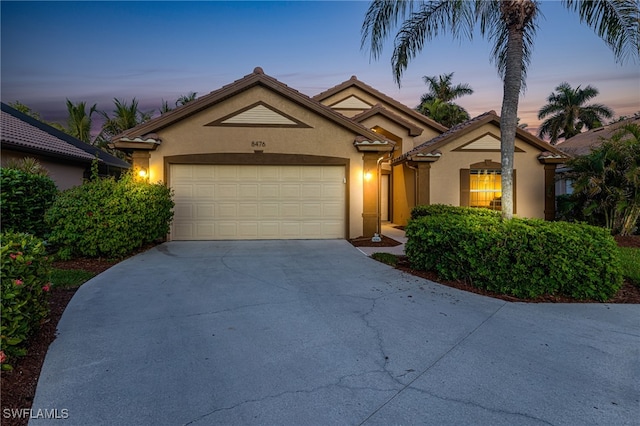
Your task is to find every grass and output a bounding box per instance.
[51,268,96,289]
[371,252,399,267]
[619,247,640,286]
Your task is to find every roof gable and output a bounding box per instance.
[114,67,387,144]
[313,76,447,133]
[206,101,311,128]
[352,104,423,137]
[394,111,570,164]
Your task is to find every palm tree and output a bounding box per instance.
[564,123,640,235]
[418,98,470,127]
[65,99,97,144]
[99,98,152,141]
[416,72,473,126]
[176,92,197,107]
[537,82,614,144]
[361,0,639,219]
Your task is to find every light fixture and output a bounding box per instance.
[364,171,373,181]
[138,168,148,178]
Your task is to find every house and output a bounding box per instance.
[112,67,569,241]
[554,115,640,196]
[1,102,130,190]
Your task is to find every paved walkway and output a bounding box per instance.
[30,241,639,425]
[355,223,407,256]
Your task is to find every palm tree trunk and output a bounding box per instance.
[500,24,526,220]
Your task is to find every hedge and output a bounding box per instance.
[0,167,58,237]
[405,206,623,301]
[45,172,174,259]
[1,232,52,370]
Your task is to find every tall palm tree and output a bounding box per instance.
[416,72,473,126]
[537,82,614,145]
[362,0,639,219]
[65,99,97,144]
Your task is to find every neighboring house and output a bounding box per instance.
[112,67,569,241]
[554,115,640,196]
[1,102,130,190]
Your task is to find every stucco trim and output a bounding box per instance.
[205,101,312,128]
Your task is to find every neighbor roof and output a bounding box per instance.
[555,115,640,156]
[393,111,571,164]
[1,103,130,169]
[113,67,391,146]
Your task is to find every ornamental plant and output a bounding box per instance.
[405,206,622,301]
[0,164,58,237]
[1,232,52,370]
[45,169,174,259]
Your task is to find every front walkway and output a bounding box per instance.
[356,222,407,256]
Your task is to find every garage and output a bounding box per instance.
[170,164,346,240]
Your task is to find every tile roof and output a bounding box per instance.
[313,75,448,133]
[555,116,640,156]
[1,103,130,169]
[114,67,389,146]
[393,111,571,165]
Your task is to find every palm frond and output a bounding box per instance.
[563,0,640,64]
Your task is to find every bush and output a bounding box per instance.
[0,167,58,237]
[405,208,623,301]
[1,232,52,370]
[45,172,174,259]
[411,204,501,220]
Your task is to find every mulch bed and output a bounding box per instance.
[2,236,639,425]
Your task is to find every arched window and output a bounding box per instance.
[460,160,516,212]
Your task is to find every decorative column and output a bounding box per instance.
[362,152,379,237]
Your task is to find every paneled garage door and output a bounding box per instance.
[170,164,346,240]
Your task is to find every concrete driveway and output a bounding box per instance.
[31,241,639,425]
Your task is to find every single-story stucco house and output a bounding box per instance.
[112,67,570,241]
[1,102,130,190]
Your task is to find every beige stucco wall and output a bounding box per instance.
[1,150,86,190]
[427,124,547,219]
[146,85,374,238]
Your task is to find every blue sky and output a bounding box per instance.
[2,1,639,135]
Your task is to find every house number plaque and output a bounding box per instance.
[251,141,266,147]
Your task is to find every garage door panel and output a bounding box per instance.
[195,185,215,198]
[171,165,345,240]
[239,203,259,218]
[260,184,280,198]
[196,204,215,218]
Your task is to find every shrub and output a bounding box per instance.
[411,204,500,220]
[45,172,174,259]
[1,232,52,370]
[0,166,58,237]
[405,208,623,301]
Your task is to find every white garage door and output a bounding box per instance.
[170,164,346,240]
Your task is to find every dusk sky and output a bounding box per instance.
[2,1,639,135]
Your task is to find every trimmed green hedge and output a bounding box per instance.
[45,172,174,259]
[405,206,622,301]
[0,168,58,237]
[1,232,52,370]
[411,204,501,220]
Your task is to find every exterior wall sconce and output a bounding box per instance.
[363,171,373,181]
[137,168,148,179]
